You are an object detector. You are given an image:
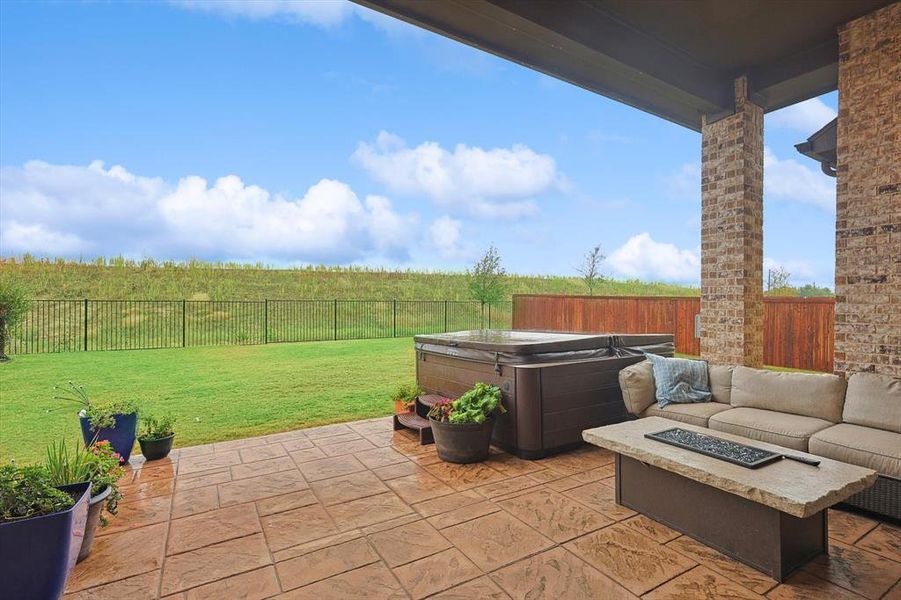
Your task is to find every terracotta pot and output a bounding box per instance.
[394,400,413,414]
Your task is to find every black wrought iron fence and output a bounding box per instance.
[8,299,513,355]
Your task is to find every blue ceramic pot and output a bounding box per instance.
[80,412,138,463]
[0,481,90,600]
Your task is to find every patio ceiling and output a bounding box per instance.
[353,0,893,130]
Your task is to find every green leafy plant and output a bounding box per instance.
[138,414,176,441]
[53,381,138,429]
[0,464,75,523]
[467,246,507,320]
[390,383,422,413]
[427,383,505,424]
[44,438,125,527]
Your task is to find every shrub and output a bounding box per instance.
[0,283,29,361]
[427,383,505,424]
[53,381,139,429]
[0,465,75,523]
[139,414,176,441]
[44,438,125,527]
[390,382,422,412]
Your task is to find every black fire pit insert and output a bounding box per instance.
[645,427,782,469]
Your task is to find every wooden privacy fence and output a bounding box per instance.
[513,294,835,372]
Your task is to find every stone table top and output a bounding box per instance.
[583,417,878,519]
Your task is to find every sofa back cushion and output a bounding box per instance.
[708,365,733,405]
[730,366,846,423]
[619,360,655,416]
[843,372,901,433]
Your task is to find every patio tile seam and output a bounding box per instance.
[156,474,180,600]
[159,532,274,597]
[252,500,285,595]
[799,545,901,600]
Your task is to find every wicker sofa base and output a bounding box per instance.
[841,475,900,521]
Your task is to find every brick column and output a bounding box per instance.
[699,76,764,367]
[834,3,900,376]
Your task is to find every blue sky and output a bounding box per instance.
[0,1,839,287]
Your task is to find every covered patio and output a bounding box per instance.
[61,1,899,598]
[65,417,900,599]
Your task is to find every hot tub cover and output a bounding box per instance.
[414,330,673,366]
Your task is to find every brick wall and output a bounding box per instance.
[699,77,765,367]
[834,3,900,376]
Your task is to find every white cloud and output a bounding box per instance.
[767,98,836,133]
[171,0,353,27]
[352,131,563,218]
[764,147,835,212]
[606,233,700,282]
[0,160,417,263]
[427,216,471,259]
[665,162,700,201]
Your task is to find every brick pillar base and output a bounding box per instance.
[699,77,764,367]
[834,3,900,376]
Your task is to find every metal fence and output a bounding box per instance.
[8,299,513,355]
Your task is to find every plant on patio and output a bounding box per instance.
[138,413,176,460]
[428,382,505,464]
[390,382,422,414]
[53,381,139,463]
[45,438,125,561]
[0,464,91,599]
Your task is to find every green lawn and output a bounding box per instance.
[0,337,414,464]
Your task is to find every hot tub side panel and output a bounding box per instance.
[535,356,645,452]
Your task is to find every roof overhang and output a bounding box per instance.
[352,0,892,131]
[796,118,838,177]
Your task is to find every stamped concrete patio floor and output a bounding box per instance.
[66,417,901,599]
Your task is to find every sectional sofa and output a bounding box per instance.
[618,362,901,519]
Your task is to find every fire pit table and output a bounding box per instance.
[583,417,878,581]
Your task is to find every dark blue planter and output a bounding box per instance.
[0,481,90,600]
[80,412,138,463]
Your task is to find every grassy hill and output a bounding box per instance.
[0,256,699,300]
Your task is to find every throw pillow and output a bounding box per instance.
[644,353,712,408]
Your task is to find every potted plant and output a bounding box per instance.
[0,465,91,599]
[45,438,125,562]
[138,414,176,460]
[427,382,506,463]
[391,383,422,414]
[54,381,139,463]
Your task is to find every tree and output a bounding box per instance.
[468,245,507,327]
[0,283,29,361]
[576,244,605,295]
[766,267,792,292]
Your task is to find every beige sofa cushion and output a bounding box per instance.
[708,407,833,451]
[809,423,901,478]
[842,372,901,434]
[641,402,733,428]
[709,365,733,405]
[730,366,846,423]
[619,360,655,416]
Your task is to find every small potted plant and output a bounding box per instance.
[427,382,506,464]
[45,438,125,561]
[138,414,176,460]
[54,381,139,463]
[391,383,422,414]
[0,465,91,599]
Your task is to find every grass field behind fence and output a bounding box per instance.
[1,256,698,300]
[0,337,415,464]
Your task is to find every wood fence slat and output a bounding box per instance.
[513,294,834,372]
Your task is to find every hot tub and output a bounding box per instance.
[414,330,674,459]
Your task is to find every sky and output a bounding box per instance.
[0,0,839,287]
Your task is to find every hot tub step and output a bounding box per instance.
[415,394,449,418]
[393,412,434,445]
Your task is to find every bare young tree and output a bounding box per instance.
[766,266,792,292]
[468,245,507,325]
[576,244,605,295]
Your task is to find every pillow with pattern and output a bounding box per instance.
[644,353,712,408]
